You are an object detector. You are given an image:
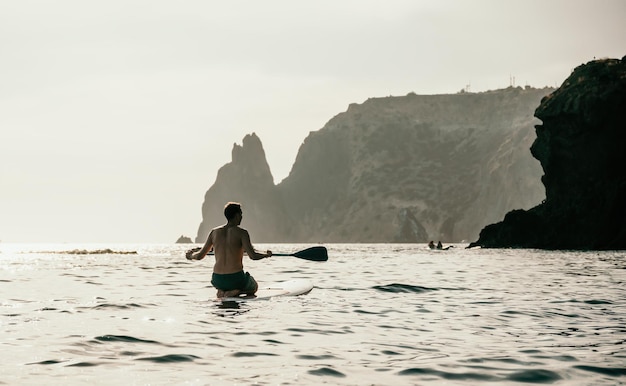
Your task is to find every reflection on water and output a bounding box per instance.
[1,243,625,384]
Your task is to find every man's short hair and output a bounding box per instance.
[224,202,242,220]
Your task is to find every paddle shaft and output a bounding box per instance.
[200,246,327,262]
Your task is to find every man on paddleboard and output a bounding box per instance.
[186,202,272,298]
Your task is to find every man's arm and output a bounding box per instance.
[240,228,272,260]
[186,230,214,260]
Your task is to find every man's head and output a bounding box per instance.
[224,202,242,221]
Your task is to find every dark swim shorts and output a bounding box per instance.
[211,271,257,292]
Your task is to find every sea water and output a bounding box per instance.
[1,243,624,385]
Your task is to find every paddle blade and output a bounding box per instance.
[290,246,328,261]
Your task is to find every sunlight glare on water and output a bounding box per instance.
[1,243,625,385]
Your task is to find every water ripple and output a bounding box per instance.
[135,354,199,363]
[308,367,346,377]
[87,303,150,310]
[26,359,67,366]
[231,352,278,358]
[573,365,626,377]
[296,354,338,360]
[506,369,562,383]
[372,283,439,293]
[66,361,101,367]
[397,367,498,381]
[93,335,162,345]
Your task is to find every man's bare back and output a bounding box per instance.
[185,202,271,298]
[209,224,248,274]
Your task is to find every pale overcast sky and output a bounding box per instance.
[1,0,624,243]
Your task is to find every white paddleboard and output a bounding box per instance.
[220,279,313,302]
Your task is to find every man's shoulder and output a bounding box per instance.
[213,224,248,233]
[234,225,249,234]
[211,224,231,231]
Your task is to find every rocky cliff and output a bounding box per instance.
[196,133,290,242]
[470,57,626,250]
[196,87,554,243]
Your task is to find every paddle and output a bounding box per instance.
[195,246,328,262]
[272,246,328,262]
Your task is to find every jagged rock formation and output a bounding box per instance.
[470,57,626,250]
[196,87,554,243]
[175,235,193,244]
[196,134,290,242]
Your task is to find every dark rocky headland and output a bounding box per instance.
[195,85,557,244]
[470,57,626,250]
